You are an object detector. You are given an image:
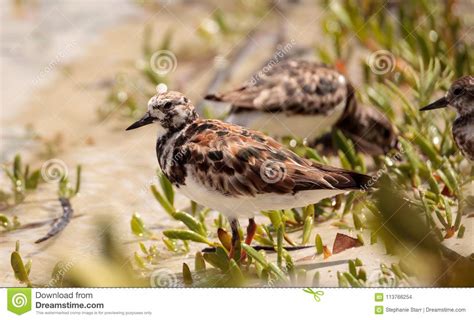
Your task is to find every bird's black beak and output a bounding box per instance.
[126,112,155,131]
[420,97,448,111]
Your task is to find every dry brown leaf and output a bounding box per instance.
[323,245,332,259]
[444,226,456,239]
[217,228,232,251]
[332,233,363,254]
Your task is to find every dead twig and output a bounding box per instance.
[35,197,73,244]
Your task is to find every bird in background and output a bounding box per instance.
[126,90,371,260]
[420,75,474,161]
[205,59,398,155]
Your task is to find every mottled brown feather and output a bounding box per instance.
[205,60,348,115]
[177,119,371,197]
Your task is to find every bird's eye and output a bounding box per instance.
[163,102,173,109]
[452,87,463,96]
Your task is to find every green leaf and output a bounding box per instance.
[151,185,175,215]
[457,225,465,238]
[305,147,324,163]
[370,231,377,244]
[162,238,177,252]
[254,234,274,246]
[11,249,30,286]
[139,242,148,255]
[190,201,197,215]
[228,259,244,285]
[348,260,357,277]
[302,216,313,245]
[437,164,457,195]
[25,259,32,276]
[443,197,453,227]
[424,164,441,197]
[337,271,350,287]
[241,243,286,281]
[203,247,229,271]
[182,263,193,285]
[267,262,288,282]
[163,229,212,245]
[242,243,268,267]
[332,127,356,160]
[343,272,362,287]
[172,211,206,236]
[267,210,282,229]
[303,204,314,220]
[194,252,206,271]
[315,234,323,254]
[357,233,365,245]
[413,135,441,166]
[353,211,364,230]
[399,137,420,177]
[159,173,174,205]
[342,192,356,217]
[13,154,22,180]
[312,271,320,287]
[337,150,352,170]
[357,268,367,282]
[277,225,283,267]
[134,252,147,269]
[0,214,10,229]
[130,213,152,237]
[25,170,41,190]
[74,165,82,195]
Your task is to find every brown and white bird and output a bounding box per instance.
[205,59,397,155]
[126,90,371,258]
[421,76,474,161]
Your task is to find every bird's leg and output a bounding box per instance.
[228,218,241,261]
[245,218,257,245]
[240,218,257,261]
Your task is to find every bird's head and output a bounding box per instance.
[126,91,197,131]
[420,75,474,116]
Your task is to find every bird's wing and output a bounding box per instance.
[204,60,349,115]
[182,119,371,197]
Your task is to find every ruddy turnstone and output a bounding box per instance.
[127,91,371,258]
[205,59,397,155]
[420,76,474,161]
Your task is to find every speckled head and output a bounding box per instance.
[126,91,198,131]
[421,75,474,116]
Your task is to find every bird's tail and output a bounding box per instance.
[350,171,375,191]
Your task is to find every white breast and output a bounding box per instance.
[226,100,345,140]
[178,172,345,219]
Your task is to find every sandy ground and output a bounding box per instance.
[1,1,472,287]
